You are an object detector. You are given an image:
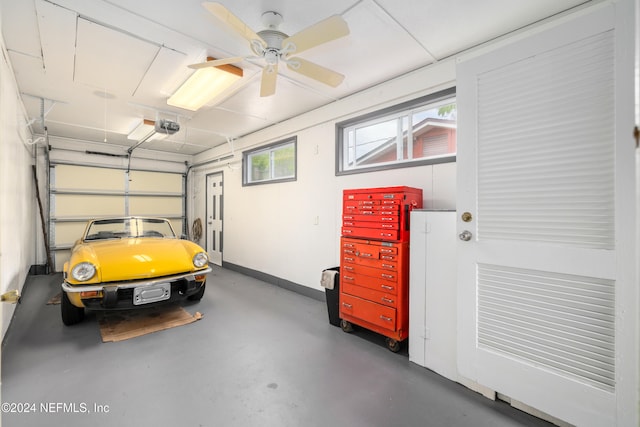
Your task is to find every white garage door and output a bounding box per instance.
[50,164,185,272]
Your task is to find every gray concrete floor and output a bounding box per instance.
[2,266,553,427]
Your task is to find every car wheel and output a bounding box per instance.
[61,291,85,326]
[187,283,206,301]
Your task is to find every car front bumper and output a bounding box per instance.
[61,267,211,309]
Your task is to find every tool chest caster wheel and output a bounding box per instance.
[386,338,400,353]
[340,319,353,333]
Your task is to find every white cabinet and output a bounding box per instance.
[409,210,457,381]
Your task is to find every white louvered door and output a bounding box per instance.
[457,4,636,427]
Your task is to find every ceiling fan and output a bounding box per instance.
[190,2,350,97]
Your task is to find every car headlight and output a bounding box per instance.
[71,262,96,282]
[193,252,208,268]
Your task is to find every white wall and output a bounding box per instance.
[0,34,38,339]
[190,60,457,292]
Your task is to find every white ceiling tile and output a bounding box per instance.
[376,0,589,59]
[74,18,160,95]
[337,0,436,92]
[1,0,41,58]
[36,0,76,82]
[133,46,187,103]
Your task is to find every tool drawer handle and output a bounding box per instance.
[342,303,353,309]
[379,315,392,322]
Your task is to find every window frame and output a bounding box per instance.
[335,87,457,176]
[242,136,297,186]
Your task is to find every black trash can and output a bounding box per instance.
[322,267,340,326]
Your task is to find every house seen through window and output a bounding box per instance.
[337,88,456,174]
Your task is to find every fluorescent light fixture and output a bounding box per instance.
[167,58,243,111]
[127,119,168,141]
[128,119,154,140]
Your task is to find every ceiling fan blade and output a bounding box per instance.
[202,2,266,46]
[260,64,278,97]
[188,56,245,69]
[286,57,344,87]
[282,15,349,56]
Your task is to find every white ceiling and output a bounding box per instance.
[0,0,590,156]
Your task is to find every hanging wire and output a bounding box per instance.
[103,87,108,142]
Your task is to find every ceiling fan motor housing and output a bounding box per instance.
[254,28,291,63]
[257,29,288,50]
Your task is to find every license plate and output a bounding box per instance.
[133,283,171,305]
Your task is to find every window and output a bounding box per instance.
[336,88,456,175]
[243,137,297,185]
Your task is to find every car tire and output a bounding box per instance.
[187,283,206,301]
[61,291,85,326]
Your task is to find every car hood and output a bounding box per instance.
[72,238,202,282]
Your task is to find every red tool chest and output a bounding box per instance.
[342,186,422,242]
[339,186,422,352]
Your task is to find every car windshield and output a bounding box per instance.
[84,218,176,241]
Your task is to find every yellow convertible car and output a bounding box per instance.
[61,217,211,325]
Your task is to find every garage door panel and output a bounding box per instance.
[53,222,86,246]
[54,194,125,217]
[128,196,183,217]
[54,165,124,191]
[128,170,182,193]
[170,219,184,237]
[55,249,71,272]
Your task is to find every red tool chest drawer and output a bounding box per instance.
[342,255,397,271]
[340,270,399,295]
[342,282,398,308]
[344,264,398,282]
[343,214,399,222]
[341,238,399,256]
[342,226,399,241]
[340,294,397,332]
[344,201,400,212]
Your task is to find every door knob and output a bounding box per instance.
[459,230,472,241]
